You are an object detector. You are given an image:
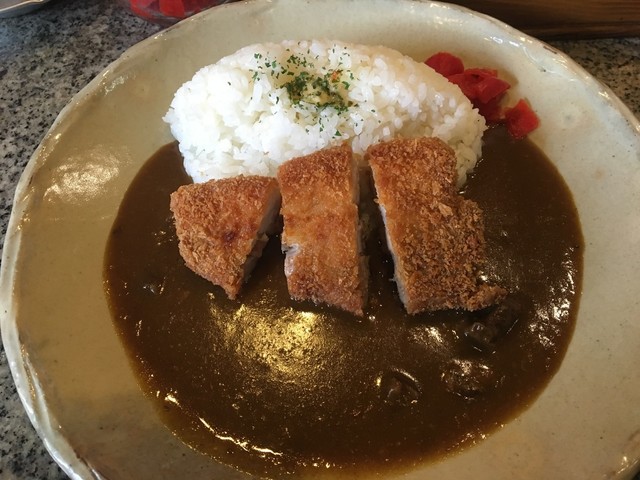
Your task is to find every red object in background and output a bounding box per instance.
[425,51,540,139]
[124,0,229,24]
[159,0,186,18]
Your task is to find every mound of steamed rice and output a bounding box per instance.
[164,39,486,185]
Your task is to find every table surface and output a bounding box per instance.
[0,0,639,478]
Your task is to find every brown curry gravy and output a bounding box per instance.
[104,126,583,478]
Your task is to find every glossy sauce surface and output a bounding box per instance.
[104,126,583,478]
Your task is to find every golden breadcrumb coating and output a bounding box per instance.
[170,175,280,300]
[278,144,367,316]
[367,137,505,314]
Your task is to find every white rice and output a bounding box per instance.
[164,39,486,185]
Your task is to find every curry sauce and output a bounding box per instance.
[104,126,583,478]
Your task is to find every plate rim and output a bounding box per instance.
[1,0,639,478]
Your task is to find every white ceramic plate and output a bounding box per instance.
[1,0,639,478]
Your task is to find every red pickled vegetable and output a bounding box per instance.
[464,67,499,78]
[424,50,540,138]
[425,52,464,77]
[475,76,510,104]
[448,69,510,105]
[475,97,504,124]
[447,72,478,100]
[504,99,540,139]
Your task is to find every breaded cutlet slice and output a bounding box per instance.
[277,144,368,316]
[170,176,281,300]
[367,137,505,314]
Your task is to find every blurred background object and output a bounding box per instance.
[4,0,637,37]
[113,0,640,38]
[452,0,640,39]
[117,0,234,25]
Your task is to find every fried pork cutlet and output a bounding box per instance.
[277,144,368,316]
[170,176,281,300]
[367,137,506,314]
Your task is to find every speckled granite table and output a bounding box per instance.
[0,0,638,478]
